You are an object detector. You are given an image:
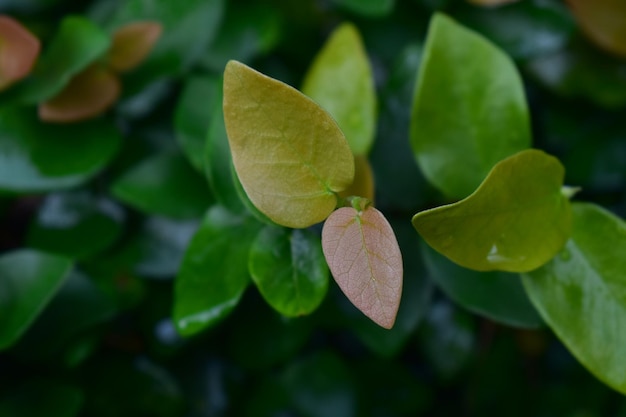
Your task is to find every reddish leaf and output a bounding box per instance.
[567,0,626,57]
[0,15,40,91]
[322,202,403,329]
[107,21,163,73]
[39,65,121,123]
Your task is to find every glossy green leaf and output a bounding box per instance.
[0,249,72,349]
[111,151,212,219]
[522,202,626,394]
[249,226,329,317]
[410,13,530,199]
[330,0,395,17]
[322,201,403,329]
[173,206,262,337]
[421,241,542,328]
[302,22,377,156]
[413,149,572,272]
[0,380,83,417]
[26,191,123,260]
[175,75,221,171]
[16,16,110,104]
[567,0,626,57]
[223,60,354,228]
[0,107,121,193]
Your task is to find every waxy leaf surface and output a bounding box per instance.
[322,204,403,329]
[173,206,261,337]
[413,149,571,272]
[410,13,530,199]
[302,23,377,155]
[223,60,354,228]
[566,0,626,57]
[0,16,40,91]
[249,227,329,317]
[0,250,72,349]
[523,203,626,394]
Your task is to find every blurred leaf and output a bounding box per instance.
[16,16,110,104]
[322,201,403,329]
[467,0,519,5]
[413,149,572,272]
[249,226,329,317]
[173,206,261,337]
[421,241,542,328]
[302,22,377,155]
[0,107,121,193]
[338,155,375,202]
[566,0,626,57]
[459,0,575,60]
[201,3,282,72]
[111,150,212,219]
[281,351,357,417]
[0,249,72,349]
[418,300,476,380]
[223,60,354,228]
[523,203,626,394]
[38,64,121,123]
[175,75,221,171]
[0,16,40,91]
[410,13,530,199]
[527,39,626,109]
[330,0,395,17]
[26,191,123,260]
[0,379,83,417]
[107,21,163,72]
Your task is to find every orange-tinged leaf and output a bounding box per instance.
[0,15,40,91]
[322,203,403,329]
[39,65,120,123]
[567,0,626,57]
[107,21,163,72]
[338,155,375,202]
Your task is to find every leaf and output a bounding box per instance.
[38,64,121,123]
[330,0,395,17]
[175,75,221,171]
[302,22,377,155]
[566,0,626,57]
[0,16,40,91]
[410,13,530,199]
[413,149,572,273]
[522,202,626,394]
[0,107,121,193]
[173,206,262,337]
[421,241,542,328]
[223,60,354,228]
[16,16,110,104]
[0,249,73,350]
[338,155,374,202]
[249,226,329,317]
[107,21,162,72]
[466,0,519,6]
[322,201,403,329]
[111,150,212,219]
[26,191,123,260]
[0,380,83,417]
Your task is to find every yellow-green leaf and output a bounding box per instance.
[338,155,375,202]
[223,60,354,228]
[301,22,377,155]
[322,201,403,329]
[413,149,572,272]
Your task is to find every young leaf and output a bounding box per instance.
[410,13,530,199]
[523,203,626,394]
[173,206,262,337]
[38,64,121,123]
[322,202,403,329]
[413,149,572,273]
[302,22,377,155]
[0,250,73,350]
[107,21,162,72]
[0,16,40,91]
[338,155,375,202]
[223,60,354,228]
[566,0,626,57]
[249,226,329,317]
